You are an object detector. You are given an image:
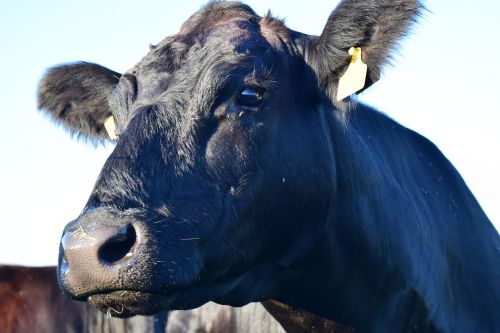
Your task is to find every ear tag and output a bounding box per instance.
[336,47,368,101]
[104,116,119,140]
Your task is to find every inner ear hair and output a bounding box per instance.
[307,0,424,108]
[37,62,121,142]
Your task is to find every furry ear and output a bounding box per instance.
[37,62,121,141]
[306,0,423,105]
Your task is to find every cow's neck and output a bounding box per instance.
[278,104,500,333]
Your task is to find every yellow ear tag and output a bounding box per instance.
[336,47,368,101]
[104,116,119,140]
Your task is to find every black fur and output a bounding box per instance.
[38,2,499,332]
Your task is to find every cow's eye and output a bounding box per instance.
[236,87,265,107]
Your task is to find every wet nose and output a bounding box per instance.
[61,223,136,266]
[59,219,139,297]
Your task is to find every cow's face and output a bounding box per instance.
[39,1,419,317]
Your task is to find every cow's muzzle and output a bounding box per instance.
[57,209,146,301]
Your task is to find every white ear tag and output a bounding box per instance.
[336,47,368,101]
[104,116,119,140]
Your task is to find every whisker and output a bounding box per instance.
[180,237,199,241]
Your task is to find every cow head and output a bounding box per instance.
[39,1,421,317]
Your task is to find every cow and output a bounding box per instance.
[37,0,500,332]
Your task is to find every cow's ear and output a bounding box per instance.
[37,62,121,141]
[305,0,423,106]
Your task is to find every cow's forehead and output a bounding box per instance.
[131,12,290,77]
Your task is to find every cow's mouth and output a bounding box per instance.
[85,282,216,317]
[88,290,170,318]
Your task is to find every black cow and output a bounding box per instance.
[37,1,500,332]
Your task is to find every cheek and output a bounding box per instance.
[205,121,256,183]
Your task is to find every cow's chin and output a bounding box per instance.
[88,291,168,318]
[86,282,254,318]
[86,284,229,318]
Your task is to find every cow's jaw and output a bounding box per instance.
[88,291,167,318]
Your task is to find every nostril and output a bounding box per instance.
[98,224,137,265]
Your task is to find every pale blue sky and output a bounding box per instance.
[0,1,498,266]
